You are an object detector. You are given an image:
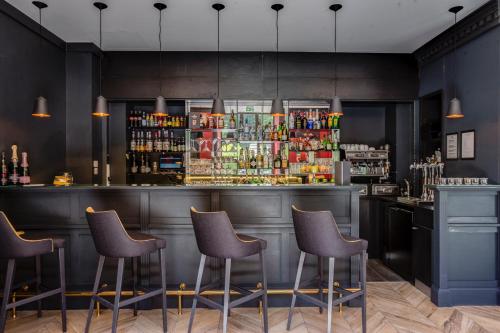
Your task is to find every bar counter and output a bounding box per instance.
[0,184,361,308]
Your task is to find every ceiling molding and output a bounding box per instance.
[414,0,499,65]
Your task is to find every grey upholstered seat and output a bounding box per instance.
[0,211,65,258]
[291,205,367,258]
[0,211,67,333]
[190,208,267,259]
[84,207,168,333]
[85,208,166,258]
[189,207,269,333]
[288,206,368,333]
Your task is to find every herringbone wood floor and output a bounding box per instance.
[5,281,500,333]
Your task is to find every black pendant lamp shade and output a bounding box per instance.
[329,3,343,117]
[271,4,285,116]
[31,1,50,118]
[446,5,464,119]
[153,2,168,116]
[92,2,110,117]
[211,3,226,117]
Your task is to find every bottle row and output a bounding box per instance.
[130,130,186,153]
[237,146,289,170]
[289,110,340,130]
[128,152,184,175]
[1,145,30,186]
[128,110,186,128]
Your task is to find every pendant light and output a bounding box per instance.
[153,3,168,116]
[32,1,50,118]
[271,4,285,117]
[329,4,343,117]
[211,3,225,117]
[446,6,464,119]
[92,2,110,117]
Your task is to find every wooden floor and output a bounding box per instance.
[5,280,500,333]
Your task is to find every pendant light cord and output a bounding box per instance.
[159,9,163,95]
[275,9,279,98]
[38,7,42,96]
[453,12,457,99]
[217,9,220,98]
[99,8,103,96]
[333,10,337,96]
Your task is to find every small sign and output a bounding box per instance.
[461,130,475,160]
[446,133,458,160]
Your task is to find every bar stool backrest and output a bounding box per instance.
[291,205,347,257]
[190,207,245,258]
[0,211,53,258]
[85,207,140,258]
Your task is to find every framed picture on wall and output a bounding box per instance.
[461,130,475,160]
[446,133,458,160]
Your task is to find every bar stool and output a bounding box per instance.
[188,207,268,333]
[0,211,66,333]
[84,207,168,333]
[287,206,368,333]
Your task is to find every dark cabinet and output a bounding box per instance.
[384,206,414,281]
[413,208,433,287]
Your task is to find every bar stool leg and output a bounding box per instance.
[159,249,168,333]
[327,257,335,333]
[361,251,367,333]
[111,258,124,333]
[287,251,305,330]
[188,254,206,333]
[259,251,268,333]
[35,255,42,318]
[0,259,15,333]
[85,255,105,333]
[58,248,67,332]
[222,258,231,333]
[318,255,323,314]
[132,257,138,317]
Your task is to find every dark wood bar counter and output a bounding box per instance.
[0,185,361,309]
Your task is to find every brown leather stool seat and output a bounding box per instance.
[84,208,168,333]
[188,208,269,333]
[0,212,67,333]
[287,206,368,333]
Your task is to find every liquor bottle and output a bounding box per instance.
[277,123,283,141]
[262,147,269,169]
[327,114,333,129]
[256,147,264,169]
[250,150,257,169]
[9,145,19,185]
[296,112,302,130]
[238,148,245,169]
[163,130,169,152]
[267,148,273,169]
[273,151,281,169]
[289,112,295,130]
[130,152,138,174]
[321,113,327,129]
[229,110,236,129]
[130,130,136,151]
[180,116,185,128]
[139,154,146,174]
[19,152,30,185]
[146,131,153,152]
[301,112,307,129]
[145,154,151,174]
[245,148,251,169]
[1,152,8,186]
[281,123,288,141]
[333,116,339,129]
[306,111,314,129]
[281,146,288,169]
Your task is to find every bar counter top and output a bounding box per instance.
[0,184,361,191]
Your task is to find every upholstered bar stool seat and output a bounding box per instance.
[84,208,168,333]
[287,206,368,333]
[188,208,269,333]
[0,212,67,333]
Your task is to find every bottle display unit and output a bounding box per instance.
[126,101,186,185]
[184,100,342,185]
[287,100,341,184]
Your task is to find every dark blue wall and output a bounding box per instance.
[419,26,500,183]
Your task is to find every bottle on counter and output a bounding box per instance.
[281,146,288,169]
[130,152,138,174]
[19,152,30,185]
[289,112,295,130]
[229,110,236,129]
[1,152,8,186]
[274,151,281,169]
[262,147,269,169]
[250,150,257,169]
[9,145,19,185]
